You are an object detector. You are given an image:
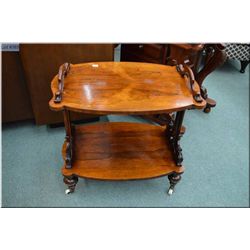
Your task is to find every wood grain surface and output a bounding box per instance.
[50,62,205,115]
[62,122,184,180]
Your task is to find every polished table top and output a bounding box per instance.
[49,62,205,115]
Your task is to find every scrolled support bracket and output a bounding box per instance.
[54,62,71,103]
[176,61,203,103]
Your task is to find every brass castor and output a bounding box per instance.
[203,106,211,113]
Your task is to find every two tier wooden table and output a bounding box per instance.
[49,62,206,195]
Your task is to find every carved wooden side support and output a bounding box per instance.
[166,44,227,113]
[176,62,203,103]
[54,62,71,103]
[166,110,185,166]
[63,110,74,169]
[63,175,78,193]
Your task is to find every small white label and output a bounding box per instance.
[1,43,19,52]
[92,64,99,68]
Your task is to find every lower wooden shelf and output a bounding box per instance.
[62,122,184,180]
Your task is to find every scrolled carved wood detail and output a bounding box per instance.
[54,62,71,103]
[165,44,227,113]
[166,111,185,166]
[63,110,73,169]
[176,62,203,103]
[65,135,73,169]
[168,131,183,166]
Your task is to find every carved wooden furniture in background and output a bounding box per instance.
[196,44,227,112]
[49,62,206,195]
[166,44,205,74]
[121,43,226,113]
[20,44,114,125]
[166,44,227,113]
[121,44,168,64]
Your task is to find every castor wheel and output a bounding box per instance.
[63,176,78,194]
[65,189,72,194]
[167,172,182,195]
[203,106,211,113]
[167,188,174,196]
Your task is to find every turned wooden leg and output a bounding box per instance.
[203,98,216,113]
[63,175,78,194]
[240,60,249,73]
[167,172,182,195]
[200,86,216,113]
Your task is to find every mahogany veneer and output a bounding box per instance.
[49,62,205,114]
[121,44,227,114]
[62,122,184,180]
[49,61,206,195]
